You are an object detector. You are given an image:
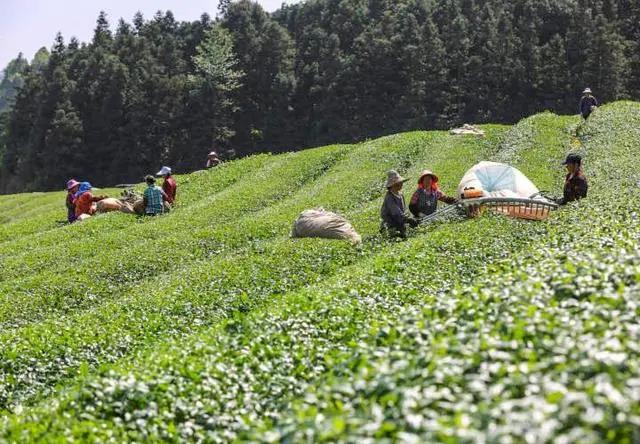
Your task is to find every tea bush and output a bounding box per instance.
[1,103,639,442]
[0,127,504,411]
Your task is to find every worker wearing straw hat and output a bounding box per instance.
[579,88,598,120]
[409,169,457,219]
[380,170,418,238]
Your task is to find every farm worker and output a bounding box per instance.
[156,166,177,207]
[65,179,80,223]
[559,153,588,205]
[380,170,418,238]
[143,175,168,216]
[579,88,598,120]
[74,182,106,219]
[206,151,221,169]
[409,170,457,218]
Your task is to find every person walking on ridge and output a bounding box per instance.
[579,88,598,120]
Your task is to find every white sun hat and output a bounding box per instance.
[156,166,172,176]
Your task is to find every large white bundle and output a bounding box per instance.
[292,208,362,244]
[96,198,124,213]
[450,124,485,137]
[457,161,540,199]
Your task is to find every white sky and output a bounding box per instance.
[0,0,300,70]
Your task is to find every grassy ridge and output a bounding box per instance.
[2,103,639,441]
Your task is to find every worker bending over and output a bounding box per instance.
[380,170,418,238]
[74,182,107,220]
[143,175,168,216]
[559,153,588,205]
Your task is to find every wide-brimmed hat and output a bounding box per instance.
[66,179,80,190]
[582,87,592,95]
[208,151,218,157]
[156,166,172,176]
[385,170,408,188]
[417,169,439,185]
[562,153,583,165]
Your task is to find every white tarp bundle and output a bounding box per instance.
[450,124,485,137]
[292,208,362,244]
[96,198,124,213]
[457,161,540,199]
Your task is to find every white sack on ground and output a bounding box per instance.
[292,208,362,244]
[457,161,541,199]
[96,198,124,213]
[450,124,485,137]
[119,189,145,215]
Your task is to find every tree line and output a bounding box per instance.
[1,0,638,193]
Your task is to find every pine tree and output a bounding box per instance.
[188,24,243,162]
[93,11,113,47]
[0,54,29,114]
[218,0,232,17]
[133,12,145,33]
[43,100,84,185]
[31,47,50,72]
[222,0,295,153]
[618,0,640,97]
[1,0,639,193]
[534,34,571,112]
[419,16,448,127]
[588,15,629,100]
[437,0,471,125]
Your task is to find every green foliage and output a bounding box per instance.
[192,25,242,92]
[0,54,29,114]
[1,102,639,442]
[3,0,640,193]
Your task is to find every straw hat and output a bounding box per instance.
[417,169,439,185]
[583,87,592,95]
[385,170,408,188]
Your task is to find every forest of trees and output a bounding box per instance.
[1,0,639,193]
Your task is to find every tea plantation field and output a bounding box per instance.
[1,102,639,442]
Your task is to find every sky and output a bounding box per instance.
[0,0,299,71]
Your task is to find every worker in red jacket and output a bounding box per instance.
[409,169,457,218]
[74,182,107,220]
[156,166,177,207]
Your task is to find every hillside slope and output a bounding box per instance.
[1,102,640,441]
